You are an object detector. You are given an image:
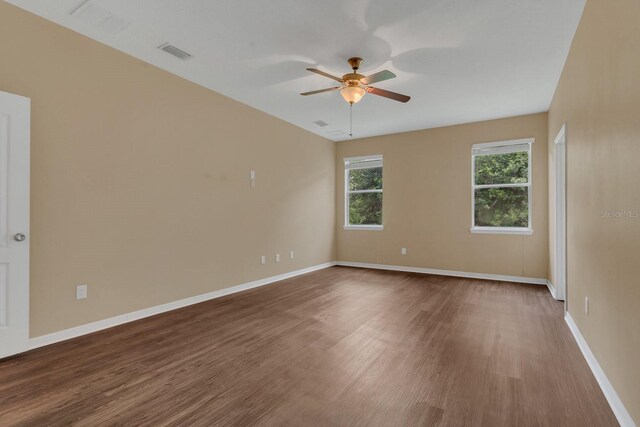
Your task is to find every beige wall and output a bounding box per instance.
[548,0,640,422]
[0,2,336,337]
[336,113,549,279]
[4,2,638,420]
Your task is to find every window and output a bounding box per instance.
[344,155,383,230]
[471,139,533,234]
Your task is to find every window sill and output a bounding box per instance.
[470,227,533,235]
[344,225,384,231]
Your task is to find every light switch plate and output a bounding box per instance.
[76,284,88,300]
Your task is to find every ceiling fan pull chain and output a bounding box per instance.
[349,103,353,138]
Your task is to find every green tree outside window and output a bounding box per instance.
[473,150,530,228]
[345,158,383,226]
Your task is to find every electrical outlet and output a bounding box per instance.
[250,170,256,188]
[585,297,589,315]
[76,284,87,300]
[289,251,294,259]
[401,247,407,255]
[275,253,280,263]
[260,255,266,265]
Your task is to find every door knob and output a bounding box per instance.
[13,233,26,242]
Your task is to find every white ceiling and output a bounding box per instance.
[7,0,585,141]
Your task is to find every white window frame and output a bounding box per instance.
[471,138,533,235]
[344,155,383,231]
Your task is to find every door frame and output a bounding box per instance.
[554,124,567,303]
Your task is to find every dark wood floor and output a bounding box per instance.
[0,267,617,426]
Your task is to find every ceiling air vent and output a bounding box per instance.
[69,1,129,35]
[158,43,192,61]
[313,120,328,127]
[325,129,349,137]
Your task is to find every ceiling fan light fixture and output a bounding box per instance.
[341,86,365,105]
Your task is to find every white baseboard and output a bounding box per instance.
[27,260,554,352]
[335,261,548,286]
[565,313,636,427]
[28,262,337,351]
[546,280,557,299]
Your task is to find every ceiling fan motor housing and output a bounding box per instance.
[343,73,365,86]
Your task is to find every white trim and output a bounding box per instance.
[554,124,567,301]
[565,313,636,427]
[473,143,532,156]
[344,225,383,231]
[546,280,557,299]
[470,227,533,235]
[336,261,548,285]
[343,154,383,163]
[555,124,566,145]
[472,137,535,150]
[28,262,337,351]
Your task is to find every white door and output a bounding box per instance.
[554,124,567,302]
[0,91,30,359]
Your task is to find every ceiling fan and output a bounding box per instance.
[301,57,411,105]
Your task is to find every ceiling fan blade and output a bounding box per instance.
[306,68,344,83]
[366,86,411,103]
[362,70,396,85]
[300,87,342,96]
